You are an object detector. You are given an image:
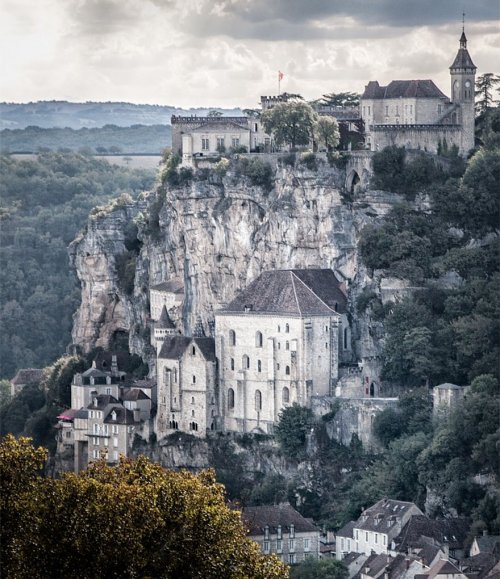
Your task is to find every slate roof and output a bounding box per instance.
[241,503,319,536]
[460,553,498,579]
[158,336,216,362]
[87,394,119,410]
[427,558,463,578]
[132,379,155,390]
[11,368,44,385]
[156,305,176,330]
[337,520,356,538]
[191,120,249,132]
[219,269,347,316]
[151,279,184,294]
[474,536,500,555]
[74,409,89,419]
[362,80,447,100]
[82,367,108,379]
[121,389,150,402]
[355,499,422,533]
[104,406,138,425]
[395,515,470,552]
[57,408,79,421]
[450,46,476,70]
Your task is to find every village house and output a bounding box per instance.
[241,503,321,565]
[10,368,44,398]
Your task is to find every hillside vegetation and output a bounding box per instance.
[0,153,155,380]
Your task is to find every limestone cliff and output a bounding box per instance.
[70,157,398,371]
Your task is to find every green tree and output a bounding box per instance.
[261,102,318,149]
[275,404,314,460]
[475,73,500,114]
[207,110,223,117]
[0,437,289,579]
[319,92,360,108]
[314,116,340,151]
[290,557,348,579]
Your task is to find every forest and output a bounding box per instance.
[0,153,156,381]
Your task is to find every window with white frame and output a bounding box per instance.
[113,437,118,448]
[304,538,310,552]
[289,553,296,564]
[276,539,283,553]
[202,137,209,150]
[263,541,270,553]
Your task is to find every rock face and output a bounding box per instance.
[70,158,397,372]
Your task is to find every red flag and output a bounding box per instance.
[278,71,284,81]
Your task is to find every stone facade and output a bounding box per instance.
[361,30,476,156]
[156,336,217,439]
[215,269,350,434]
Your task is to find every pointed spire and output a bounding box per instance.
[460,13,467,49]
[156,305,176,330]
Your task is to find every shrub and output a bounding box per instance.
[280,152,296,167]
[236,158,274,192]
[298,151,317,170]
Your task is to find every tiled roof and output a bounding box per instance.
[460,553,498,579]
[395,515,470,551]
[427,558,463,579]
[158,336,216,362]
[11,368,44,385]
[337,520,356,538]
[57,408,79,421]
[87,394,119,409]
[151,279,184,294]
[362,80,447,100]
[132,379,155,390]
[121,389,150,402]
[156,305,176,329]
[241,503,319,536]
[450,48,476,70]
[355,499,422,533]
[219,269,347,316]
[104,406,138,425]
[474,535,500,555]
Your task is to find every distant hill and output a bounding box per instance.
[0,101,242,130]
[0,124,172,154]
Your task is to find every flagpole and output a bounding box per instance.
[278,73,281,95]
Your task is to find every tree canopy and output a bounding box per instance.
[261,102,317,149]
[0,435,288,579]
[475,73,500,114]
[314,116,340,151]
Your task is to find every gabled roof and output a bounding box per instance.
[219,269,347,316]
[121,388,151,402]
[474,535,500,555]
[104,406,138,425]
[427,558,464,579]
[158,336,216,362]
[362,80,447,100]
[461,553,498,579]
[355,499,423,533]
[156,305,176,330]
[241,503,319,536]
[87,394,119,410]
[57,408,79,421]
[82,367,108,379]
[395,515,470,552]
[11,368,44,385]
[337,520,356,538]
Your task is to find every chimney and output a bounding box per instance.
[482,530,488,537]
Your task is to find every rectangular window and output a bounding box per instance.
[93,449,99,459]
[93,423,98,434]
[289,554,296,564]
[202,137,209,151]
[113,437,118,448]
[383,535,386,545]
[263,541,270,553]
[113,451,118,461]
[93,437,99,446]
[276,540,283,553]
[365,532,368,542]
[104,438,109,446]
[375,533,378,544]
[106,387,111,395]
[438,105,442,114]
[368,106,371,115]
[264,527,269,540]
[385,106,388,115]
[216,137,225,150]
[341,538,344,551]
[113,425,118,434]
[231,137,239,148]
[347,539,351,551]
[254,122,258,132]
[289,539,295,552]
[355,530,359,541]
[304,538,310,552]
[277,526,282,539]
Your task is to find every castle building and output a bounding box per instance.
[214,269,350,434]
[149,279,184,321]
[361,29,476,156]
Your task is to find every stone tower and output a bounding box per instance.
[450,26,476,155]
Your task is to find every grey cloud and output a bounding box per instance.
[67,0,140,35]
[176,0,499,41]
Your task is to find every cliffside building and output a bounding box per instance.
[214,269,351,434]
[361,29,476,156]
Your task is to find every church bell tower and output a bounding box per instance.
[449,19,477,154]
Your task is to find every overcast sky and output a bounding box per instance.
[1,0,498,108]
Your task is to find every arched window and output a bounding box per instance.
[286,341,289,350]
[283,387,290,403]
[285,365,290,375]
[257,359,262,372]
[285,323,290,333]
[191,396,195,404]
[228,388,235,409]
[192,375,196,384]
[255,331,263,348]
[344,327,348,350]
[229,330,236,346]
[173,367,178,383]
[230,358,235,371]
[191,409,195,417]
[255,390,262,411]
[242,355,250,369]
[192,346,196,355]
[278,325,281,332]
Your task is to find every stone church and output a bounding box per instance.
[361,29,476,156]
[151,269,351,437]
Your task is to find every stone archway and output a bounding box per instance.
[346,169,361,195]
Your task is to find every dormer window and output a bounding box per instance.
[264,526,269,540]
[111,411,116,421]
[290,524,295,539]
[277,525,282,539]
